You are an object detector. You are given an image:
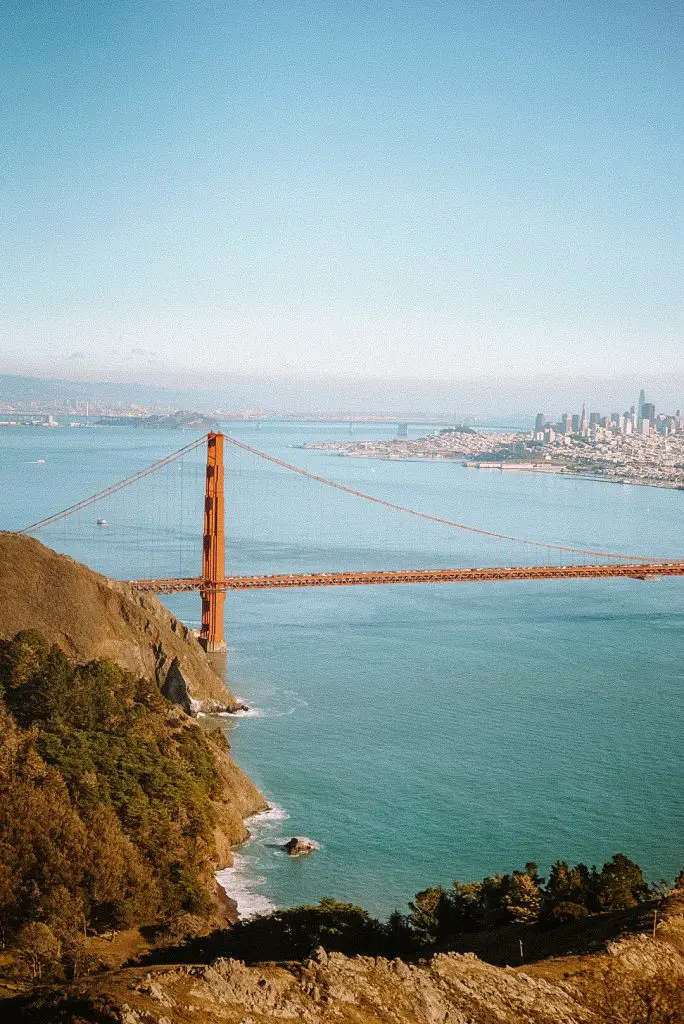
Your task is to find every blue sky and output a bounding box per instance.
[1,0,681,388]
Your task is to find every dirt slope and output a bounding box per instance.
[0,532,238,710]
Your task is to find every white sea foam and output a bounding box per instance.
[215,854,276,920]
[221,706,264,718]
[247,802,289,826]
[215,705,298,719]
[215,803,289,920]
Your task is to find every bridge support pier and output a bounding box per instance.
[199,432,227,653]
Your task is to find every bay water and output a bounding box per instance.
[1,420,682,918]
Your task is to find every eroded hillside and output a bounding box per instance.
[0,532,239,710]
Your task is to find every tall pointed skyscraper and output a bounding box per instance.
[579,401,589,435]
[637,389,646,427]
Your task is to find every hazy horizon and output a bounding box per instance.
[2,368,683,420]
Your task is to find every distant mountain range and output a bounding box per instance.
[0,373,208,408]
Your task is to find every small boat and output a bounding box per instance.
[96,518,109,526]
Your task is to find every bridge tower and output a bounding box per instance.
[200,432,226,652]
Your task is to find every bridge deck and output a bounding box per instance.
[127,562,684,593]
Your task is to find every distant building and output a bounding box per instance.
[534,412,546,432]
[636,389,646,430]
[642,402,655,423]
[571,414,580,433]
[561,412,572,434]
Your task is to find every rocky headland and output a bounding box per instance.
[0,532,242,714]
[0,534,267,919]
[1,533,683,1023]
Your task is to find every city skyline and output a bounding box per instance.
[533,387,683,441]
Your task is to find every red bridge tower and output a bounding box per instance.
[199,432,226,652]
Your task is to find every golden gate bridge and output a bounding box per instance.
[19,432,684,652]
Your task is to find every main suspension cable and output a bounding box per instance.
[223,435,667,563]
[19,434,209,535]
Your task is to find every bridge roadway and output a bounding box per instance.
[128,561,684,593]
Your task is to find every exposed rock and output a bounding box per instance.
[283,837,318,856]
[161,656,194,714]
[194,697,252,715]
[11,892,684,1022]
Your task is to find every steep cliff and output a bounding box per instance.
[0,533,268,924]
[0,532,239,711]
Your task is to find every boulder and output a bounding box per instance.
[283,837,318,857]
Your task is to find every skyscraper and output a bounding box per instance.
[637,389,646,427]
[579,402,589,435]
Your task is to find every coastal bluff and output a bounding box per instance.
[0,532,268,910]
[0,531,239,712]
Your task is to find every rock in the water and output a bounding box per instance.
[283,836,318,856]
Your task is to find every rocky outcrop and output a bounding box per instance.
[24,901,684,1024]
[283,837,318,856]
[0,532,241,711]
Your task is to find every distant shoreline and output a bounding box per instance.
[299,447,684,491]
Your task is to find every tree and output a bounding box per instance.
[385,910,419,955]
[407,886,449,943]
[545,860,593,914]
[502,872,542,924]
[446,881,483,934]
[479,874,509,928]
[227,899,386,961]
[0,631,50,693]
[597,854,648,911]
[549,901,589,924]
[16,922,61,980]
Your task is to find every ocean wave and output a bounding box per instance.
[215,803,289,920]
[222,706,263,718]
[217,705,298,719]
[282,689,309,706]
[246,802,289,827]
[215,853,276,920]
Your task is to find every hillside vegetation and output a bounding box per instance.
[0,630,265,977]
